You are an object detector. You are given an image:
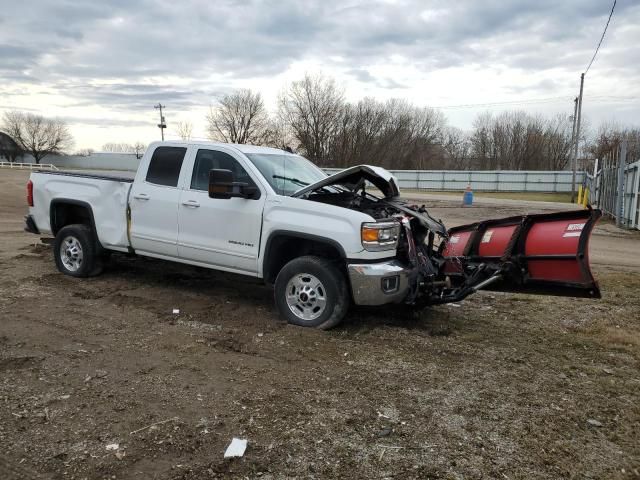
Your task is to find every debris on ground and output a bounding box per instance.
[376,427,393,437]
[129,417,179,435]
[224,438,247,458]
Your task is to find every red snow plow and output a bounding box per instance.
[440,208,601,300]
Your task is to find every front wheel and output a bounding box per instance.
[274,255,349,329]
[53,224,103,278]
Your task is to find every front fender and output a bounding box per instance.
[259,196,393,277]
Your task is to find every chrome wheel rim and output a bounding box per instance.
[60,236,83,272]
[285,273,327,321]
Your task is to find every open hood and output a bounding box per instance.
[292,165,400,199]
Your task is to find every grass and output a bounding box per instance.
[402,189,574,203]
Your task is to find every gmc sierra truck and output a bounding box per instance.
[25,141,601,329]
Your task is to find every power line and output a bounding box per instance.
[584,0,617,74]
[433,96,572,110]
[430,94,638,111]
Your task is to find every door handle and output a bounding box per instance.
[133,193,150,200]
[181,200,200,208]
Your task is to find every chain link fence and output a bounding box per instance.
[585,140,640,230]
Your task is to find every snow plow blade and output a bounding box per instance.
[441,209,601,299]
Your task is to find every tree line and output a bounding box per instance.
[205,74,638,170]
[1,73,638,168]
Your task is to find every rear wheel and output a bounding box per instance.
[53,224,103,277]
[274,255,349,329]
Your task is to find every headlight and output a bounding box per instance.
[361,221,400,251]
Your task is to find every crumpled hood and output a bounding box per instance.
[291,164,400,199]
[382,198,448,237]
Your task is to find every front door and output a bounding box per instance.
[129,146,187,257]
[177,148,265,273]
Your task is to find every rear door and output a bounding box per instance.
[177,147,265,274]
[129,146,187,258]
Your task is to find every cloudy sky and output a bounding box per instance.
[1,0,638,150]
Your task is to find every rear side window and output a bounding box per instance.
[145,146,187,187]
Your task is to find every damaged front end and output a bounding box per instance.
[294,165,601,308]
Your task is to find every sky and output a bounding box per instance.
[0,0,638,151]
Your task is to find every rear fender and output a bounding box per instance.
[442,209,601,299]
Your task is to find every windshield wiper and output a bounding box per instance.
[273,175,309,187]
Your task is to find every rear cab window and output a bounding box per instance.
[145,146,187,187]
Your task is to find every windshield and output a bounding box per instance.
[245,153,328,196]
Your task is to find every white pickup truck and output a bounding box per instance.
[25,141,602,329]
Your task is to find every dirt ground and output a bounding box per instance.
[1,169,639,480]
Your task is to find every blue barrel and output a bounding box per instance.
[463,189,473,206]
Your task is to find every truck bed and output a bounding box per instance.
[29,170,134,252]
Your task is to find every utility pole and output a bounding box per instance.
[571,73,585,203]
[570,96,579,202]
[154,103,167,141]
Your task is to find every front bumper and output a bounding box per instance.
[347,259,411,306]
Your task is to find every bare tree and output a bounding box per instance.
[469,111,574,170]
[260,118,296,150]
[102,141,147,159]
[75,148,95,156]
[470,112,496,169]
[102,142,133,153]
[441,127,472,169]
[377,99,445,169]
[176,121,193,141]
[278,73,345,165]
[207,89,269,144]
[329,98,389,168]
[586,121,640,163]
[133,141,146,159]
[2,111,73,164]
[543,114,574,170]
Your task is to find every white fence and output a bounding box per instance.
[325,168,585,193]
[9,153,141,171]
[0,161,58,170]
[585,141,640,230]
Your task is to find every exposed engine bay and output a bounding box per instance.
[293,165,602,307]
[303,188,464,305]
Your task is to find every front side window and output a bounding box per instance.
[145,146,187,187]
[190,149,255,191]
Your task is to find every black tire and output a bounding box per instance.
[53,224,102,278]
[274,255,349,329]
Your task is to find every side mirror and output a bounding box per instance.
[208,169,260,200]
[209,169,235,199]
